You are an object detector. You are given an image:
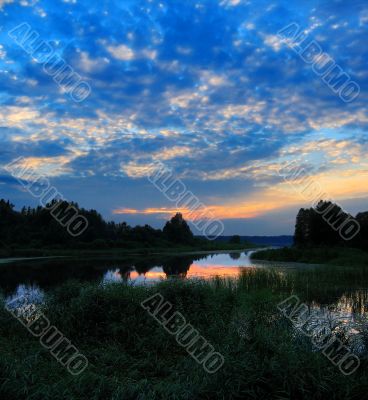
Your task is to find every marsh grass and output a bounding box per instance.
[0,266,368,399]
[252,246,368,267]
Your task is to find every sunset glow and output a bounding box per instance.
[0,0,367,235]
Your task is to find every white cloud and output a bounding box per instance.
[360,10,368,26]
[220,0,242,7]
[141,49,157,60]
[78,51,109,73]
[0,0,13,10]
[106,44,158,62]
[0,44,6,59]
[177,46,192,55]
[200,71,229,87]
[107,44,135,61]
[0,0,40,10]
[263,35,284,52]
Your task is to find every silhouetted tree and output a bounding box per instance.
[0,199,192,250]
[229,235,241,244]
[294,200,358,247]
[163,213,194,244]
[356,212,368,249]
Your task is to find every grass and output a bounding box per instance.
[251,246,368,267]
[1,266,368,399]
[0,241,257,258]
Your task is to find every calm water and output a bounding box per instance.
[102,251,263,284]
[3,250,301,306]
[2,250,368,344]
[1,251,260,299]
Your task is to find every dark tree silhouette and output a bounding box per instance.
[163,213,194,244]
[294,200,366,249]
[229,235,241,244]
[356,212,368,249]
[0,199,175,250]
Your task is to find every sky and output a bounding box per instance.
[0,0,367,235]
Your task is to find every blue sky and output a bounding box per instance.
[0,0,367,235]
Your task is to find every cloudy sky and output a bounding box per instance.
[0,0,367,235]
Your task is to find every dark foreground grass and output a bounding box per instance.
[0,272,368,400]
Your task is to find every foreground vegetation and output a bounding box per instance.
[1,266,368,400]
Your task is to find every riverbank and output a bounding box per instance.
[1,267,367,399]
[251,246,368,267]
[0,241,259,259]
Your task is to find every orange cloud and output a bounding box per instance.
[113,207,187,216]
[6,156,76,178]
[112,199,286,220]
[113,162,368,221]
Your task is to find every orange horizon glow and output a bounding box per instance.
[113,166,368,221]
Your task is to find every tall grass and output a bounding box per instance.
[0,268,367,399]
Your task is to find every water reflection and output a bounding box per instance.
[102,269,125,284]
[291,299,368,357]
[2,252,368,336]
[100,252,255,285]
[5,284,44,310]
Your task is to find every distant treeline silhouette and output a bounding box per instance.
[294,200,368,249]
[0,199,195,249]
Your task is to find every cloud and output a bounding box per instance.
[106,44,135,61]
[0,0,14,10]
[263,34,284,52]
[1,0,368,233]
[78,51,109,73]
[5,155,77,178]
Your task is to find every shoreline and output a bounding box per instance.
[0,247,261,264]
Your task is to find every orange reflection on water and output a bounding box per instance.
[128,264,246,281]
[130,270,166,281]
[186,263,243,278]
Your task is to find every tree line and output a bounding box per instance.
[0,199,194,249]
[294,200,368,249]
